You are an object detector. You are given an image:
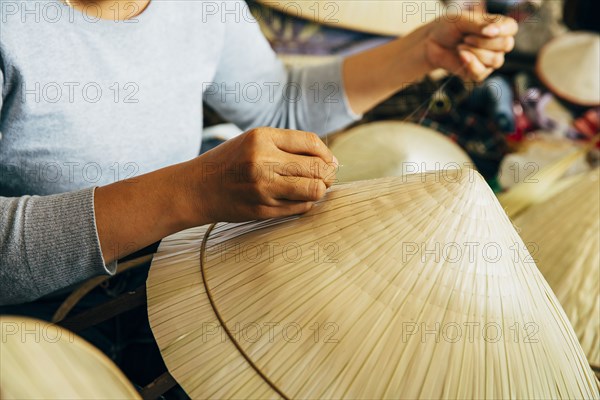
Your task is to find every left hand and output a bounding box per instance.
[424,12,518,82]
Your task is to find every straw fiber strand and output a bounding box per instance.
[147,225,278,399]
[147,171,599,399]
[514,168,600,366]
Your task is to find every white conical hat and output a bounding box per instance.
[255,0,444,37]
[537,31,600,106]
[147,171,599,399]
[330,121,473,183]
[0,316,140,399]
[514,168,600,367]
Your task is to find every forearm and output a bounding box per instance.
[94,161,195,264]
[343,25,434,115]
[1,190,111,305]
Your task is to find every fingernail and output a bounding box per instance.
[482,25,500,36]
[333,155,339,167]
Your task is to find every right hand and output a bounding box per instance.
[179,127,338,225]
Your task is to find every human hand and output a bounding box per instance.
[181,127,338,225]
[424,11,518,81]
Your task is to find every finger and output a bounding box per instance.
[279,201,314,216]
[275,154,337,186]
[427,41,465,73]
[463,35,515,52]
[456,13,518,38]
[486,15,519,37]
[455,13,500,36]
[270,128,338,165]
[459,49,494,82]
[255,201,314,220]
[271,175,328,202]
[459,44,505,69]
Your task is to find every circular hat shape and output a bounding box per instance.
[147,171,599,399]
[537,31,600,106]
[255,0,444,37]
[330,121,473,183]
[515,168,600,366]
[0,316,140,399]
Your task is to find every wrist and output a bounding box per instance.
[170,160,214,230]
[387,33,433,89]
[405,23,438,73]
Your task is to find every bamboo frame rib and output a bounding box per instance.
[52,253,153,323]
[147,171,600,399]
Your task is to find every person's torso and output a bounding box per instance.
[0,0,226,195]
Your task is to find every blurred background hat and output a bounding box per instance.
[0,316,140,400]
[536,31,600,106]
[514,168,600,367]
[330,121,473,182]
[255,0,444,37]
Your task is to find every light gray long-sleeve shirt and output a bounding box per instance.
[0,0,360,304]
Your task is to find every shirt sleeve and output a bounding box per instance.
[0,188,116,305]
[202,0,362,136]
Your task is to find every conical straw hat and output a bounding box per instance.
[255,0,444,37]
[147,171,599,399]
[514,168,600,367]
[330,121,473,183]
[0,316,140,399]
[536,31,600,106]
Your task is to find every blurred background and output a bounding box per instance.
[204,0,600,194]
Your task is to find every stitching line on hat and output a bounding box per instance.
[200,222,290,400]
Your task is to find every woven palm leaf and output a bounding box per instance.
[255,0,444,37]
[147,171,599,399]
[330,121,473,183]
[514,168,600,367]
[0,316,140,399]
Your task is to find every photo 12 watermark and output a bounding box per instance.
[0,161,140,185]
[401,240,539,265]
[209,240,340,264]
[1,320,76,344]
[200,321,340,344]
[1,0,143,23]
[400,321,540,344]
[21,81,140,104]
